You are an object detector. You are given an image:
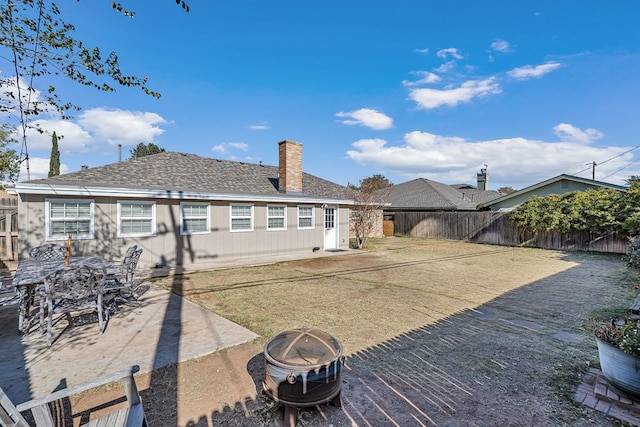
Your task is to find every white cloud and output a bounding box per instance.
[21,107,168,153]
[345,127,632,188]
[490,39,511,53]
[434,61,456,73]
[553,123,603,144]
[212,142,249,153]
[437,48,463,60]
[507,62,561,80]
[336,108,393,130]
[408,78,502,109]
[229,142,249,150]
[402,71,441,87]
[24,119,92,152]
[10,107,169,181]
[19,157,69,181]
[77,108,166,148]
[414,48,429,54]
[249,122,270,130]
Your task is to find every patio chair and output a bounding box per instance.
[28,243,67,260]
[0,365,147,427]
[105,247,143,305]
[40,264,106,347]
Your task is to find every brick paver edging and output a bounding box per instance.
[575,367,640,425]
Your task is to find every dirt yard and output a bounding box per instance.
[84,237,637,426]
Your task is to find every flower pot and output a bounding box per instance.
[596,337,640,397]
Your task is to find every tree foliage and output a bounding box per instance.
[130,142,165,159]
[506,185,639,236]
[347,175,393,249]
[497,186,516,195]
[625,176,640,186]
[47,131,60,177]
[0,124,20,183]
[360,174,393,193]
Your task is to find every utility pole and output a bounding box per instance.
[592,161,597,180]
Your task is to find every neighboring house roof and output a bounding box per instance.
[384,178,502,211]
[14,152,352,203]
[478,174,627,211]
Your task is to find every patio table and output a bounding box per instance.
[7,256,116,334]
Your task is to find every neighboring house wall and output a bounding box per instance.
[486,181,599,211]
[482,175,627,211]
[349,209,384,240]
[17,194,350,270]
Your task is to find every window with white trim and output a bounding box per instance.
[118,201,156,237]
[46,199,94,240]
[297,205,315,229]
[230,204,253,232]
[181,202,210,235]
[267,205,286,231]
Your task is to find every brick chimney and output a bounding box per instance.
[278,140,303,193]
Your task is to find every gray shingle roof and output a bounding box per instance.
[25,152,350,200]
[385,178,502,210]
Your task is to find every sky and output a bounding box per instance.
[3,0,640,191]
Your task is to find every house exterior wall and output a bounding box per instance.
[17,194,350,271]
[486,180,606,211]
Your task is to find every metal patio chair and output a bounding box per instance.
[40,264,106,347]
[104,247,144,317]
[28,243,67,260]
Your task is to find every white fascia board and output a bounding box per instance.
[13,183,354,205]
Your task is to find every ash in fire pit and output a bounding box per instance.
[263,327,344,413]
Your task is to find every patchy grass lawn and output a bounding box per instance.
[145,237,638,426]
[151,238,598,355]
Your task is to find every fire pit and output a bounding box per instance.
[262,327,344,410]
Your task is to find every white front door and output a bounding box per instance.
[324,206,338,250]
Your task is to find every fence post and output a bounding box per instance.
[5,213,13,261]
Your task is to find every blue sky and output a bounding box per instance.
[5,0,640,190]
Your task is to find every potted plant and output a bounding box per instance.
[590,236,640,397]
[593,317,640,397]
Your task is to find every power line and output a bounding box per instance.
[571,144,640,179]
[598,144,640,166]
[603,158,640,180]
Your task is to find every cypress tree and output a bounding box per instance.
[48,132,60,177]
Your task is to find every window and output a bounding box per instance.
[298,205,314,229]
[267,205,286,231]
[118,201,155,237]
[181,203,210,235]
[230,204,253,232]
[46,199,94,240]
[325,207,335,229]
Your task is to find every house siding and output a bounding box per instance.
[17,194,350,270]
[482,175,627,211]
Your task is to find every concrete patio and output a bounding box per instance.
[0,279,258,405]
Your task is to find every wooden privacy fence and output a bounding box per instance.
[392,211,629,254]
[0,195,18,267]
